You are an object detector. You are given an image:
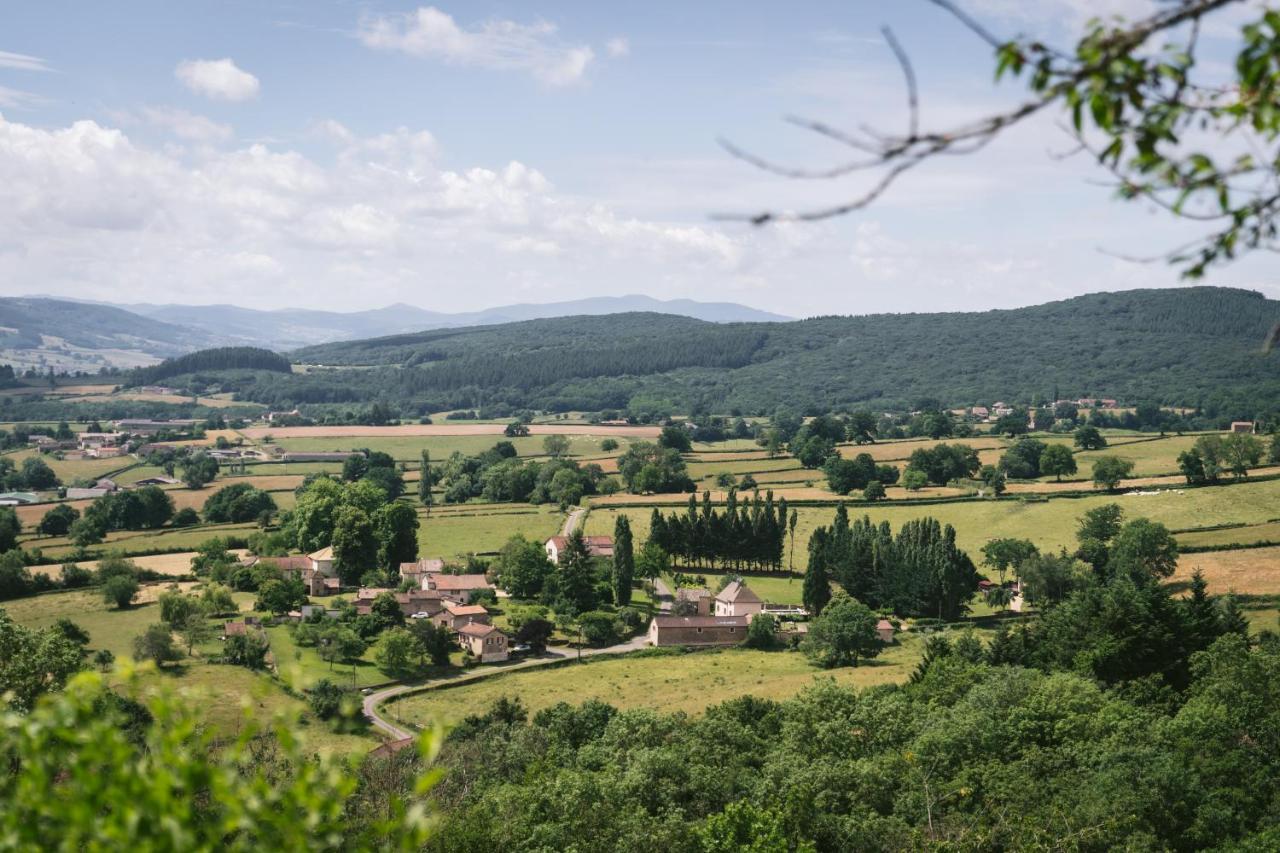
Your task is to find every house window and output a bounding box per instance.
[697,627,702,633]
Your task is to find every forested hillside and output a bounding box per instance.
[224,287,1280,419]
[128,347,293,385]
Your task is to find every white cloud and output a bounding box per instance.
[141,107,232,142]
[606,37,630,58]
[175,58,260,101]
[0,50,50,72]
[0,112,775,310]
[358,6,595,85]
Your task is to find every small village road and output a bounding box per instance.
[561,506,586,537]
[653,577,674,612]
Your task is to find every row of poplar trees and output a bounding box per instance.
[804,505,979,620]
[647,490,794,571]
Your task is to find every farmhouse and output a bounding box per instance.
[675,587,712,615]
[648,615,750,647]
[1231,421,1256,434]
[457,623,509,663]
[399,557,445,587]
[714,582,763,618]
[544,535,614,564]
[433,600,490,631]
[424,573,494,603]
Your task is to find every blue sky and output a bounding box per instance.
[0,1,1271,316]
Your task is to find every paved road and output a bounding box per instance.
[653,577,674,612]
[561,506,586,537]
[363,634,650,742]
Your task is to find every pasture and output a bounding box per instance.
[389,642,926,728]
[418,503,564,557]
[1173,546,1280,597]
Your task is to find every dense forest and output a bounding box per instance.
[197,287,1280,419]
[127,347,293,386]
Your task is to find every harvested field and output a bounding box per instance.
[1173,546,1280,596]
[1178,521,1280,550]
[30,549,250,580]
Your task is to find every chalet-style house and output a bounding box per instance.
[544,535,614,564]
[714,582,763,618]
[649,615,750,647]
[457,623,509,663]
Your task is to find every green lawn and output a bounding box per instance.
[267,433,640,462]
[587,477,1280,561]
[266,623,393,689]
[389,642,926,728]
[418,503,564,557]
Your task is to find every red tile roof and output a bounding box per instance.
[715,582,762,604]
[428,574,491,591]
[458,623,501,638]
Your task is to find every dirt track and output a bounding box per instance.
[240,424,661,439]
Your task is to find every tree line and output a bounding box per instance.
[646,490,792,572]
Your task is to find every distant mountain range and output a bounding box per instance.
[0,295,790,369]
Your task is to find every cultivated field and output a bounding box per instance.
[418,504,564,557]
[29,550,248,580]
[240,424,661,439]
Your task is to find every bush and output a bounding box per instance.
[745,612,779,650]
[577,611,623,645]
[170,508,200,528]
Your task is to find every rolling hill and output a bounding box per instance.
[217,286,1280,418]
[116,295,790,350]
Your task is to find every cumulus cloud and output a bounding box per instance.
[358,6,595,85]
[175,58,260,101]
[606,37,630,58]
[0,112,766,309]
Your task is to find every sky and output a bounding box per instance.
[0,0,1272,317]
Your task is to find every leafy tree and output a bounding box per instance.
[0,609,84,711]
[375,501,420,573]
[1091,456,1135,491]
[255,578,307,615]
[375,627,418,676]
[543,434,571,458]
[133,624,181,666]
[980,538,1039,584]
[408,618,454,666]
[514,618,554,654]
[51,617,90,647]
[318,625,367,670]
[862,480,886,502]
[101,574,139,610]
[1039,443,1078,481]
[617,441,694,494]
[38,503,80,536]
[158,589,202,627]
[495,534,553,599]
[994,411,1029,437]
[744,611,778,650]
[180,452,219,489]
[978,464,1006,496]
[658,425,692,452]
[612,515,634,606]
[1108,518,1179,581]
[177,612,214,655]
[901,468,928,491]
[801,592,880,667]
[0,508,20,553]
[203,483,277,523]
[19,457,59,490]
[332,505,378,585]
[1074,425,1107,450]
[92,648,115,672]
[1222,432,1264,480]
[200,582,237,615]
[1019,551,1089,608]
[906,443,980,486]
[0,549,32,600]
[636,541,671,583]
[68,516,105,548]
[1178,448,1208,485]
[600,438,619,452]
[307,678,347,720]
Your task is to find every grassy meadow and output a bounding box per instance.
[389,641,928,728]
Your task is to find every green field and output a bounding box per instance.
[1071,434,1209,479]
[1178,521,1280,549]
[587,477,1280,560]
[389,643,926,728]
[7,448,135,483]
[27,521,259,560]
[418,503,564,557]
[265,433,639,462]
[665,571,806,605]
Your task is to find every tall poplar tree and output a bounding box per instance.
[803,529,833,616]
[612,515,634,606]
[418,450,434,514]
